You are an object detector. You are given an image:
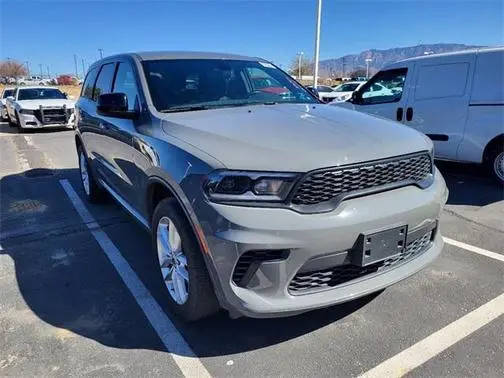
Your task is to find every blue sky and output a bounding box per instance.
[1,0,502,77]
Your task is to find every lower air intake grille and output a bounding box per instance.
[233,250,289,286]
[288,230,434,294]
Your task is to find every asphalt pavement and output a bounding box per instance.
[0,122,503,377]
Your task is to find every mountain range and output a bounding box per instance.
[319,43,482,77]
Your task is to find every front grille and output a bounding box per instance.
[288,229,433,294]
[34,107,69,124]
[291,153,432,206]
[233,250,289,286]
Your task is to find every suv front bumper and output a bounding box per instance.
[19,112,75,129]
[197,167,448,318]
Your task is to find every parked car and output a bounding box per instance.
[75,51,447,321]
[335,47,504,183]
[306,85,339,102]
[5,86,76,130]
[332,81,394,103]
[17,76,51,86]
[1,87,15,120]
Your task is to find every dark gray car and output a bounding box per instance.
[75,51,448,321]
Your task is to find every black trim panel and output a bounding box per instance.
[469,103,504,107]
[426,134,449,141]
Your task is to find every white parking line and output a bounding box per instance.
[443,237,504,263]
[59,179,211,378]
[360,293,504,378]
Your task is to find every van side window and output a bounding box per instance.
[81,67,98,100]
[93,63,116,101]
[358,68,407,105]
[112,62,139,111]
[471,51,503,104]
[415,63,469,100]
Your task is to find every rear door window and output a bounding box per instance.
[81,67,98,99]
[93,63,116,101]
[414,63,469,100]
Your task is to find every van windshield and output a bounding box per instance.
[142,59,318,112]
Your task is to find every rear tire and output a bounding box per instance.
[77,145,105,202]
[152,198,219,322]
[488,147,504,184]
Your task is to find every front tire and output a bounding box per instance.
[152,198,219,322]
[77,145,105,202]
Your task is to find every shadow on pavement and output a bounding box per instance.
[436,161,503,206]
[0,167,381,357]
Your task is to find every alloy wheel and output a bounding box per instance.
[79,151,90,195]
[156,216,189,305]
[494,151,504,182]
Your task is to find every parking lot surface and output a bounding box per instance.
[1,123,503,377]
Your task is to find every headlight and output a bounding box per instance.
[19,109,35,115]
[204,171,299,203]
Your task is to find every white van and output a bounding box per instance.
[335,47,504,182]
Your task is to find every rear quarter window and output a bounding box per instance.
[81,67,98,100]
[414,62,469,100]
[470,50,504,104]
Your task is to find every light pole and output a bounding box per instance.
[312,0,322,88]
[365,58,372,79]
[46,65,51,79]
[81,58,86,78]
[297,52,304,80]
[24,61,30,76]
[73,54,79,79]
[98,48,104,59]
[39,64,43,78]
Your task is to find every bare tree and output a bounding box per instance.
[0,60,28,79]
[288,56,313,77]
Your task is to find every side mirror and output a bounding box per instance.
[97,93,138,119]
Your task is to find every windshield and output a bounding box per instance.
[17,88,66,101]
[3,89,14,98]
[143,59,317,112]
[335,83,360,92]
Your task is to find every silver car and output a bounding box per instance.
[75,51,448,321]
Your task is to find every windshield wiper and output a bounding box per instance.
[159,105,209,113]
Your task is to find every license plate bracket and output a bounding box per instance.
[352,225,408,267]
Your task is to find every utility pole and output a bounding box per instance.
[342,56,345,79]
[39,64,43,78]
[297,52,304,80]
[25,61,30,76]
[365,58,373,79]
[98,48,104,59]
[73,54,79,79]
[312,0,322,88]
[81,58,86,78]
[46,65,51,79]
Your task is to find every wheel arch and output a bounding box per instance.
[483,134,504,162]
[145,176,227,308]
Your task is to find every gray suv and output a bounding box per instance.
[75,51,448,321]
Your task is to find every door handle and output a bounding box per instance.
[396,107,403,121]
[406,107,413,121]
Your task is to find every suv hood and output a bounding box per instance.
[160,103,431,172]
[17,99,75,110]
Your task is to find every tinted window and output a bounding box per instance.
[358,68,407,104]
[415,63,469,100]
[18,88,66,100]
[82,67,98,99]
[112,62,139,111]
[3,89,14,98]
[471,50,503,103]
[93,63,116,101]
[317,86,333,92]
[143,59,316,112]
[336,83,359,92]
